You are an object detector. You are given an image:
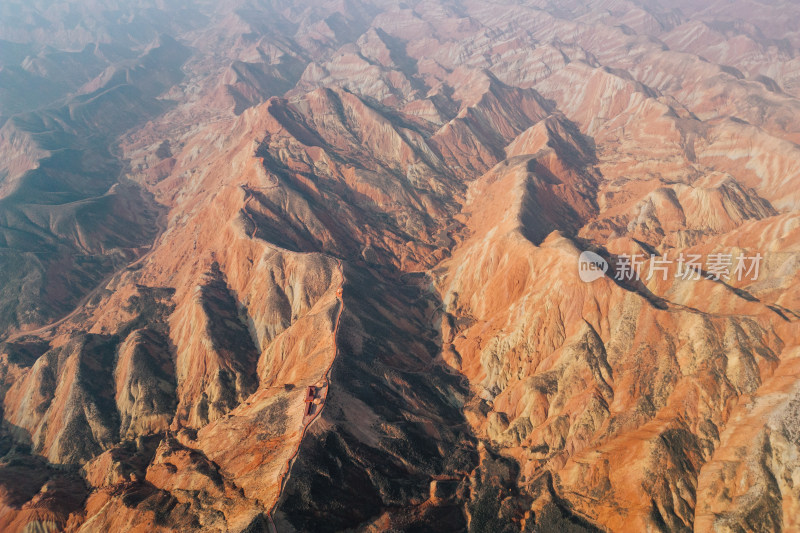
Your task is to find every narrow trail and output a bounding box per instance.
[267,258,345,533]
[4,209,169,343]
[240,158,281,240]
[7,159,277,343]
[2,139,174,344]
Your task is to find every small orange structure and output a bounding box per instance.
[336,288,343,298]
[303,386,316,416]
[304,386,315,403]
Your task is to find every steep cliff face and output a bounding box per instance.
[435,153,799,530]
[0,0,799,531]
